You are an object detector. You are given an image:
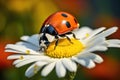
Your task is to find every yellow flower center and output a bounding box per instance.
[45,38,85,58]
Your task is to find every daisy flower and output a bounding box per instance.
[5,26,120,79]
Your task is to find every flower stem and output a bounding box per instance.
[64,72,76,80]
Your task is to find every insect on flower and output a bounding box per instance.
[39,11,80,50]
[5,11,120,79]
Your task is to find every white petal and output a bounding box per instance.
[92,54,103,63]
[72,57,86,66]
[5,49,22,53]
[14,57,50,68]
[79,45,107,56]
[16,42,39,51]
[62,58,77,72]
[5,44,24,51]
[13,56,49,64]
[25,64,40,78]
[86,59,95,69]
[7,54,43,60]
[5,44,39,54]
[41,62,56,77]
[107,39,120,44]
[35,61,48,67]
[78,53,103,63]
[108,44,120,48]
[25,62,48,78]
[56,61,66,78]
[91,27,118,41]
[21,34,39,47]
[72,57,95,69]
[20,36,29,41]
[84,27,106,41]
[25,64,35,78]
[7,55,23,59]
[86,45,108,52]
[81,27,118,53]
[73,27,92,39]
[90,27,106,35]
[86,37,105,48]
[84,37,108,52]
[106,39,120,48]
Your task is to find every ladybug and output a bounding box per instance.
[39,11,80,50]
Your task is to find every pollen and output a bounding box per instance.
[85,33,90,37]
[45,38,85,58]
[26,50,30,54]
[19,56,24,60]
[34,64,38,74]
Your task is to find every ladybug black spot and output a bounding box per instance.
[74,18,77,23]
[61,13,68,17]
[66,21,71,28]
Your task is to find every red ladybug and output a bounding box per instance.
[39,11,80,50]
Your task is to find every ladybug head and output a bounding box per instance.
[39,25,57,50]
[40,24,58,35]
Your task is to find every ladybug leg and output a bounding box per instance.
[63,34,73,44]
[54,36,59,50]
[60,34,73,44]
[54,39,59,50]
[66,32,79,40]
[39,47,42,51]
[71,32,79,40]
[39,47,45,52]
[65,35,73,44]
